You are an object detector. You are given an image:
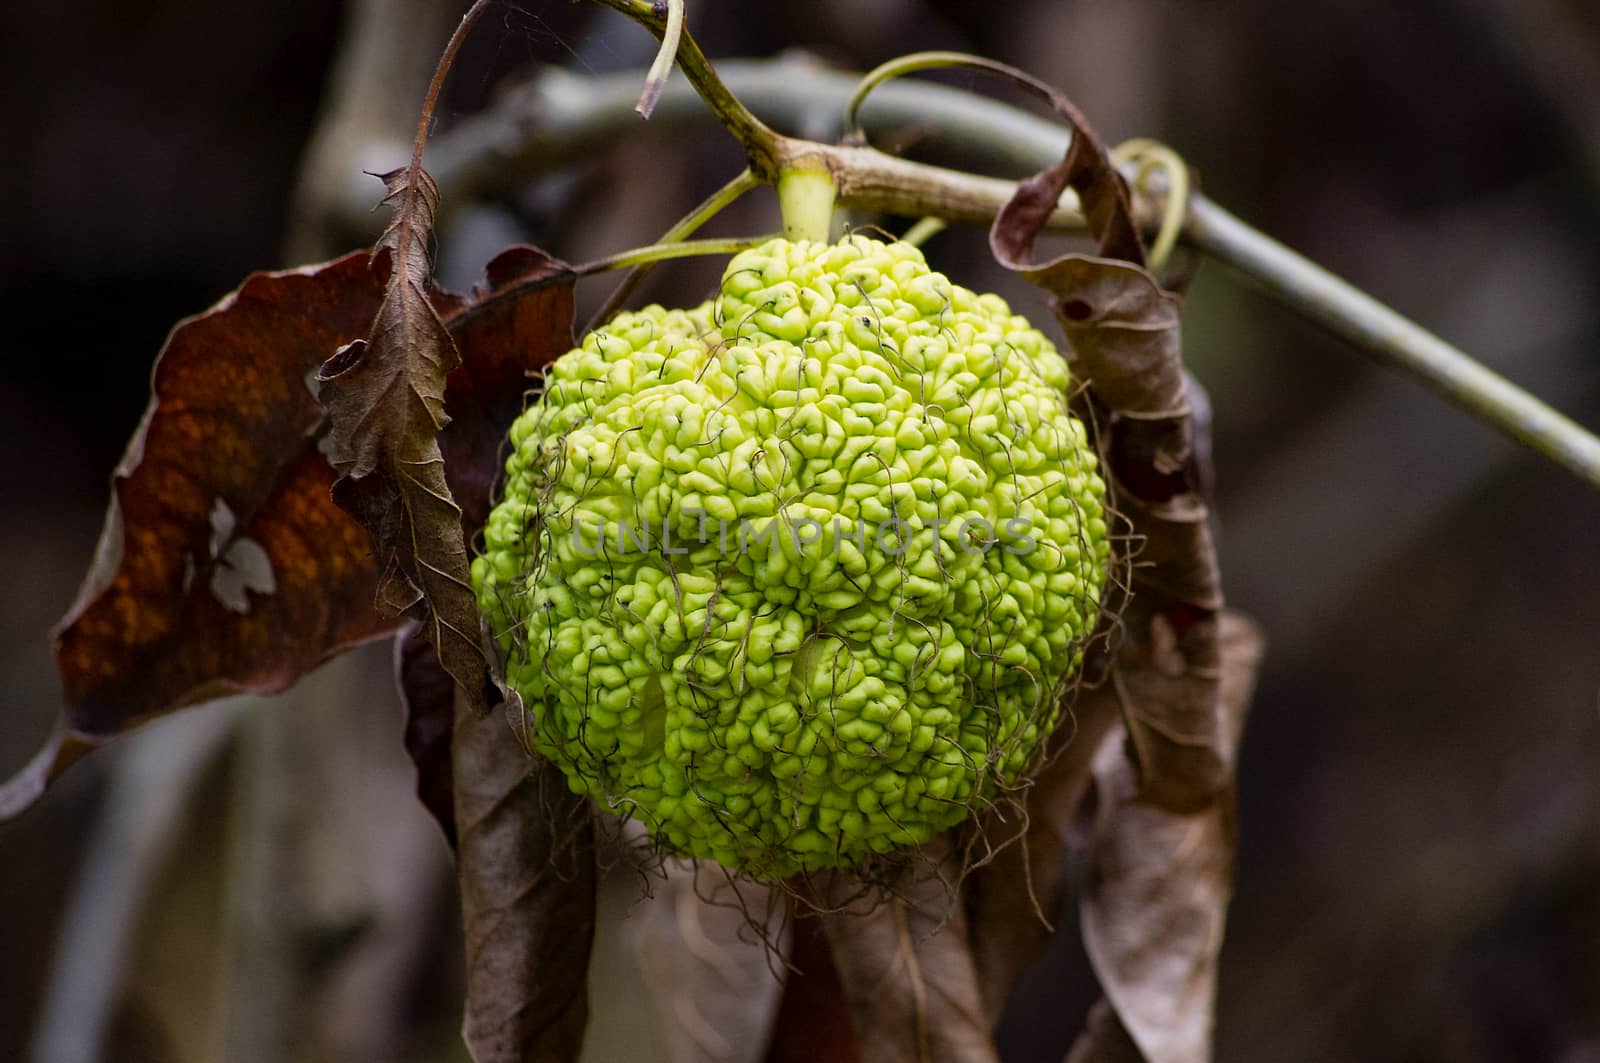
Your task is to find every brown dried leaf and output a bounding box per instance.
[317,167,486,713]
[862,52,1144,267]
[0,254,394,819]
[455,691,595,1063]
[817,843,999,1063]
[397,627,458,848]
[398,244,585,1058]
[991,101,1228,810]
[1078,614,1265,1063]
[965,687,1122,1024]
[396,246,586,1060]
[1056,262,1227,810]
[1065,999,1145,1063]
[763,912,860,1063]
[988,85,1269,1061]
[628,859,788,1063]
[436,245,576,534]
[396,244,577,848]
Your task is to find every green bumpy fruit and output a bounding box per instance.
[474,235,1109,878]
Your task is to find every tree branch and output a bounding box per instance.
[414,54,1600,489]
[285,0,461,262]
[1183,196,1600,487]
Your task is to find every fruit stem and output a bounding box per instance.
[900,216,947,248]
[574,234,779,276]
[588,167,762,329]
[777,167,838,244]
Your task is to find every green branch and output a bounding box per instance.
[423,55,1600,490]
[1186,196,1600,482]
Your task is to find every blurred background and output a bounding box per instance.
[2,0,1598,1060]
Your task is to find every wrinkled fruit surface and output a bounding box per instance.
[474,236,1109,878]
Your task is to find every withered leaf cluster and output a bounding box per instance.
[2,72,1262,1063]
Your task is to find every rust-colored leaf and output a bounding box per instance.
[454,691,595,1063]
[0,254,394,819]
[1078,613,1264,1063]
[317,167,487,713]
[2,241,575,823]
[817,842,999,1063]
[437,244,576,533]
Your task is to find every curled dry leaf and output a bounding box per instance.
[1055,263,1227,811]
[989,70,1229,813]
[628,858,789,1063]
[985,78,1266,1062]
[391,246,590,1063]
[1077,613,1264,1063]
[848,52,1144,268]
[0,253,393,820]
[965,370,1230,1026]
[317,166,489,713]
[396,628,458,848]
[455,691,596,1063]
[817,842,999,1063]
[394,244,577,848]
[965,685,1122,1024]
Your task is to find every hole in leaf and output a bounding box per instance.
[210,537,276,613]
